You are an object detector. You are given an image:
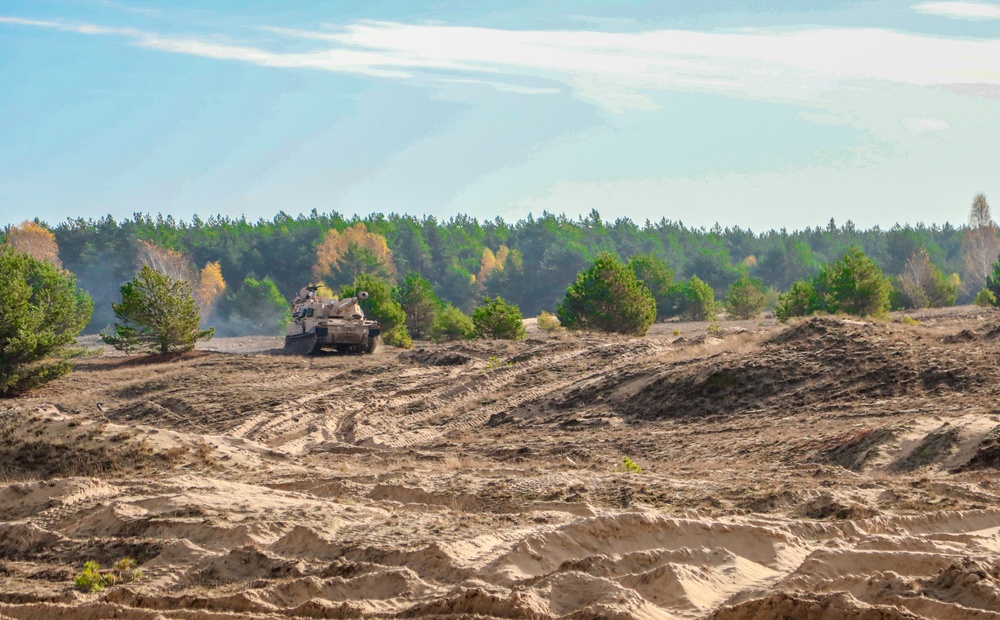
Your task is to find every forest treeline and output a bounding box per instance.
[5,194,998,333]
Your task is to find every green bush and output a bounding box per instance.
[774,280,821,323]
[628,253,674,322]
[682,275,716,321]
[724,275,767,320]
[557,253,656,336]
[430,304,474,342]
[0,247,93,396]
[217,276,289,335]
[986,253,1000,305]
[775,247,892,322]
[974,288,997,307]
[536,311,562,331]
[472,295,526,340]
[895,248,957,309]
[658,276,715,320]
[342,274,412,348]
[74,557,141,593]
[621,456,642,474]
[102,266,212,354]
[815,246,892,317]
[394,272,442,340]
[75,560,108,593]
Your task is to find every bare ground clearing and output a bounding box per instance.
[3,307,1000,619]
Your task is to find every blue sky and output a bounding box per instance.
[1,0,998,231]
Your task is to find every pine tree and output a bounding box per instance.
[102,266,213,354]
[628,253,674,322]
[394,272,442,340]
[725,275,767,320]
[557,253,655,336]
[816,246,892,317]
[0,247,92,395]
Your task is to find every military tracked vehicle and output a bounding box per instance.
[284,286,382,355]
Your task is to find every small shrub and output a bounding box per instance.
[112,557,142,584]
[775,280,821,323]
[986,253,1000,304]
[472,296,526,340]
[672,328,681,336]
[74,558,142,592]
[621,456,642,474]
[897,315,920,326]
[707,317,722,335]
[430,304,474,342]
[74,561,110,593]
[484,355,512,371]
[724,275,767,320]
[974,288,997,307]
[536,311,562,331]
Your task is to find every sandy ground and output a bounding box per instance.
[3,307,1000,619]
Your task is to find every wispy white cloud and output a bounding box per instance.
[901,115,951,135]
[3,16,999,111]
[912,2,1000,20]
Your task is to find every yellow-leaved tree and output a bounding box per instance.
[312,223,396,289]
[477,244,510,285]
[196,261,226,315]
[4,220,61,267]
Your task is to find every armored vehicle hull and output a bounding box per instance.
[284,287,382,355]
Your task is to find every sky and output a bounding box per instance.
[1,0,998,232]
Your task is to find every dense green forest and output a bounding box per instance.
[5,197,997,334]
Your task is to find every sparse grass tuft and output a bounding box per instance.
[484,355,512,371]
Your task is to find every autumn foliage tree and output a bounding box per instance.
[137,239,193,284]
[196,261,226,317]
[313,223,396,290]
[477,245,510,286]
[4,221,61,267]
